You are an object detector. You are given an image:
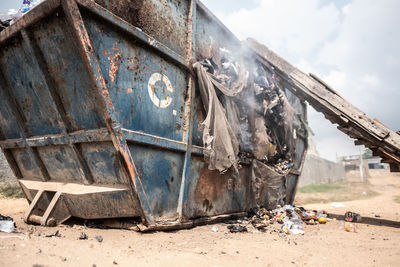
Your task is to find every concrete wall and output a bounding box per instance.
[0,151,15,182]
[298,153,346,187]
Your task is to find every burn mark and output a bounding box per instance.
[202,199,213,212]
[194,165,229,210]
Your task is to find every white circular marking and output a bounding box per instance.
[147,72,174,108]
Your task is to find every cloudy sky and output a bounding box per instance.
[1,0,399,161]
[0,1,21,13]
[202,0,400,161]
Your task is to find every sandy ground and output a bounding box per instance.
[1,171,400,267]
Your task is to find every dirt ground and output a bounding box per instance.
[1,170,400,267]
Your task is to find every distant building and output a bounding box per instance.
[339,155,388,171]
[366,156,389,170]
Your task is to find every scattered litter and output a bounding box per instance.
[0,214,15,233]
[227,225,248,233]
[79,232,88,240]
[223,205,330,236]
[0,19,12,33]
[345,211,362,222]
[290,228,304,235]
[305,219,317,225]
[331,202,345,208]
[4,0,45,26]
[94,235,103,243]
[383,238,389,241]
[211,226,218,232]
[344,222,357,233]
[374,214,381,218]
[45,230,60,238]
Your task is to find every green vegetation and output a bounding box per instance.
[295,180,379,205]
[298,183,346,193]
[0,183,24,198]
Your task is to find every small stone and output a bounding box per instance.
[79,233,88,240]
[95,236,103,243]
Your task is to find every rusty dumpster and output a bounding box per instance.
[0,0,308,230]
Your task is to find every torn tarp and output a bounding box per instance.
[193,62,241,172]
[251,160,286,209]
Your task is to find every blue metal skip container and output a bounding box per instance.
[0,0,307,229]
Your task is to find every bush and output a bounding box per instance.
[0,183,24,198]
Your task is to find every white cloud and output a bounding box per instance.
[218,0,341,62]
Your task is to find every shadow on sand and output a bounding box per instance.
[329,213,400,228]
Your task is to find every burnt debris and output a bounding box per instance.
[194,47,305,209]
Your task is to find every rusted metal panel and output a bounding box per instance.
[93,0,190,58]
[82,12,188,141]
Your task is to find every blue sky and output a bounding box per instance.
[1,0,399,161]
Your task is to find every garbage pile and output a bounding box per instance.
[0,0,45,31]
[0,18,11,33]
[226,205,329,235]
[194,46,306,209]
[0,214,15,233]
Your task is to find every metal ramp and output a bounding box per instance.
[246,38,400,172]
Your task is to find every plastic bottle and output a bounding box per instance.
[0,219,15,233]
[21,0,32,14]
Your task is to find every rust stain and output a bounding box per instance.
[103,49,111,56]
[195,166,228,205]
[96,75,113,107]
[108,52,122,85]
